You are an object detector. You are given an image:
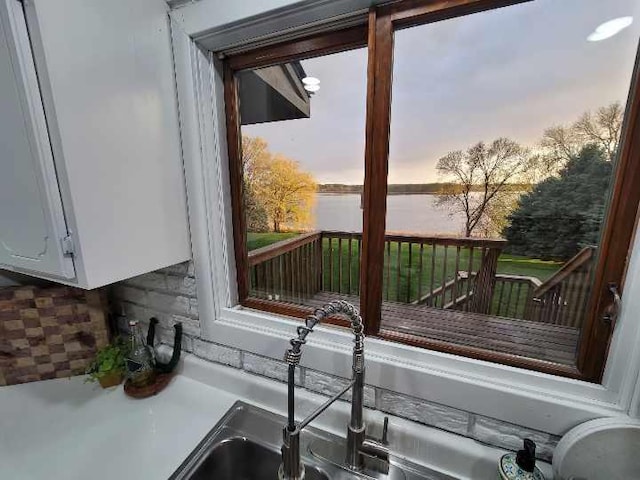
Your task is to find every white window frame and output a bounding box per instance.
[170,13,640,436]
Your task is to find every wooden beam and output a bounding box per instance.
[380,0,532,29]
[227,25,368,71]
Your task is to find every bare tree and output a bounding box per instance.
[242,136,271,232]
[242,136,270,185]
[437,138,530,237]
[540,102,624,172]
[538,125,581,175]
[573,103,623,161]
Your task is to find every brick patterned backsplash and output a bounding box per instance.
[1,286,109,386]
[111,261,560,461]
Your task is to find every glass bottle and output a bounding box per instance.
[126,320,156,387]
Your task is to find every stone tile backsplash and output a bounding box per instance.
[111,261,560,461]
[192,338,242,368]
[305,368,376,407]
[243,351,303,384]
[377,389,470,436]
[471,415,559,461]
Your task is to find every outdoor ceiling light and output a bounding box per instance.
[302,76,320,86]
[304,84,320,92]
[588,17,633,42]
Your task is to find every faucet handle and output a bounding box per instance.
[381,416,389,445]
[361,417,391,474]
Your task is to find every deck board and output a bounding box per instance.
[300,291,580,365]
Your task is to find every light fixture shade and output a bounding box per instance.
[304,84,320,92]
[302,76,320,86]
[588,17,633,42]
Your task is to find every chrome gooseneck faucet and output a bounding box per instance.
[279,300,389,480]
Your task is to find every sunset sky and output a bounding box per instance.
[242,0,640,185]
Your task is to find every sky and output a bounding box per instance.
[242,0,640,185]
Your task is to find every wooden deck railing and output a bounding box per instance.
[249,231,507,315]
[321,231,362,295]
[491,274,541,319]
[527,247,596,327]
[248,232,322,302]
[377,233,506,315]
[425,271,540,320]
[319,231,507,314]
[247,231,594,327]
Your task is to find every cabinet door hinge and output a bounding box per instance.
[61,234,75,256]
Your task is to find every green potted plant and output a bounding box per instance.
[86,339,128,388]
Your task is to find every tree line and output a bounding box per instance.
[319,183,531,195]
[436,102,623,260]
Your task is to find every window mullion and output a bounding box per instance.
[360,9,394,335]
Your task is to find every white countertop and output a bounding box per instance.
[0,353,554,480]
[0,374,237,480]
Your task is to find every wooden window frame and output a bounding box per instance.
[224,0,640,382]
[224,25,369,331]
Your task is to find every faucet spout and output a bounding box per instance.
[279,300,366,480]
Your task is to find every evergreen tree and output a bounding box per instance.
[503,145,612,260]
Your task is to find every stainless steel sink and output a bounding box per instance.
[174,437,328,480]
[170,401,457,480]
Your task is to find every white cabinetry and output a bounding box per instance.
[0,0,190,289]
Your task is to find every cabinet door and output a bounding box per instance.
[0,1,75,279]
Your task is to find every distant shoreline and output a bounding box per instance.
[318,183,530,195]
[318,191,442,196]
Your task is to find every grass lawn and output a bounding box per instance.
[321,239,561,298]
[247,231,562,319]
[247,232,300,251]
[496,254,560,281]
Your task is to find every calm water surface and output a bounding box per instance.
[312,194,466,234]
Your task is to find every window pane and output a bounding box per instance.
[238,47,367,313]
[384,0,640,365]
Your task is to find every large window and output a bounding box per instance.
[225,0,640,381]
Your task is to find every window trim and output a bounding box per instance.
[169,1,640,435]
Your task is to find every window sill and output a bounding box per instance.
[208,303,624,436]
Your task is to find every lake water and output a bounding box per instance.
[312,193,466,234]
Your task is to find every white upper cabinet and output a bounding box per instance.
[0,1,74,279]
[0,0,191,289]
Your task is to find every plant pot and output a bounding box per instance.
[98,371,123,388]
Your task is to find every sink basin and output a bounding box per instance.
[170,401,455,480]
[179,436,328,480]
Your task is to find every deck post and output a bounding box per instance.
[470,246,502,315]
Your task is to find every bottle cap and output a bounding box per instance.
[516,439,536,472]
[499,439,545,480]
